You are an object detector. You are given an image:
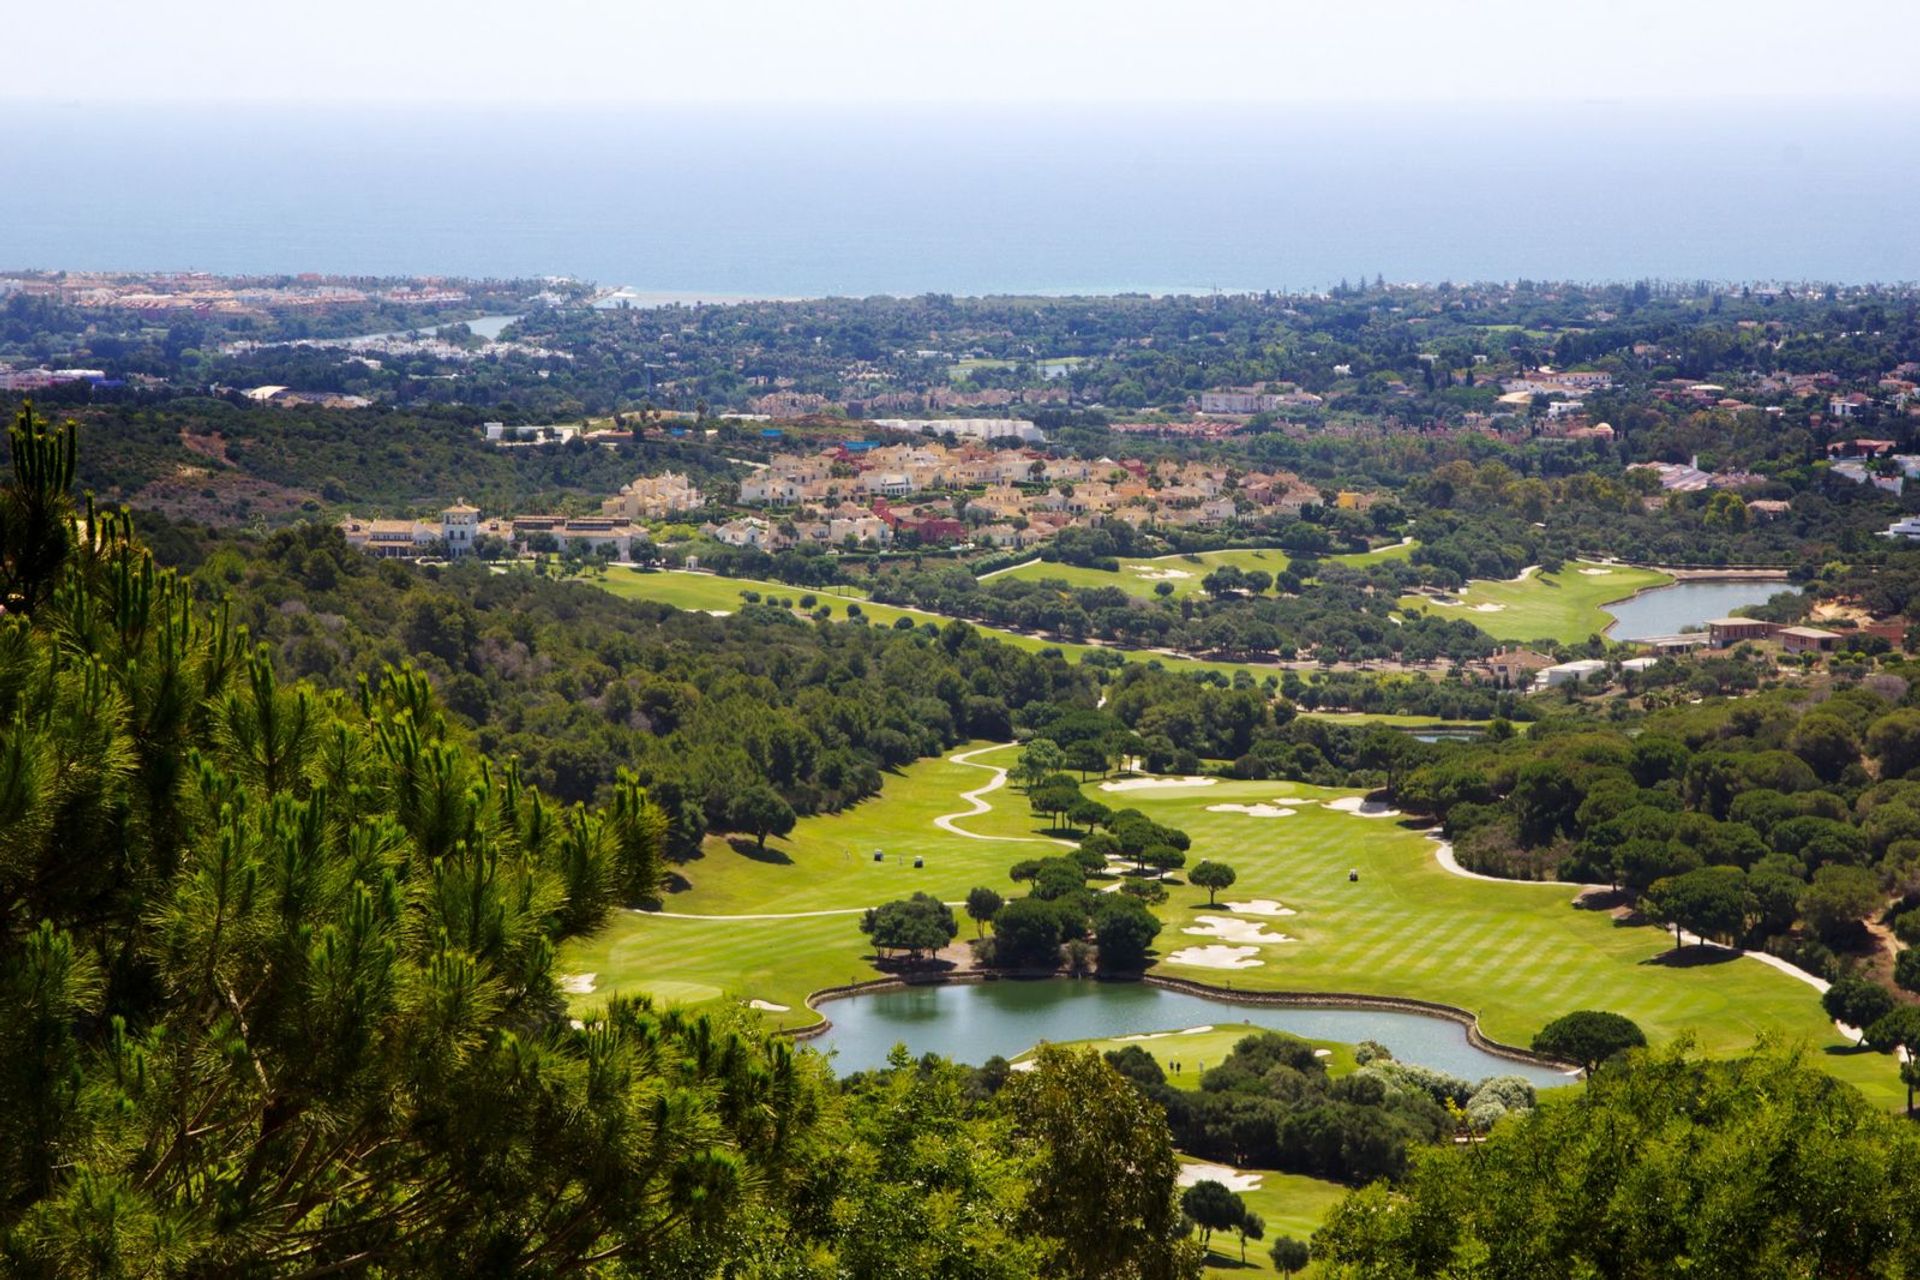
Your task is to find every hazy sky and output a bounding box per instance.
[12,0,1917,105]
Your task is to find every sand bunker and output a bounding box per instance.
[1223,899,1296,917]
[1165,945,1265,969]
[1116,1025,1216,1042]
[1579,567,1614,576]
[703,609,733,617]
[1313,1048,1332,1057]
[747,998,790,1012]
[1472,603,1506,613]
[1206,802,1296,818]
[1183,915,1294,945]
[1100,776,1217,792]
[561,973,596,995]
[1178,1162,1264,1193]
[1327,796,1402,817]
[1132,567,1193,581]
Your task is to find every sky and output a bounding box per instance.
[10,0,1917,106]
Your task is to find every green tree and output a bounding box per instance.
[1065,739,1111,779]
[965,885,1004,937]
[1181,1179,1244,1250]
[1006,1048,1203,1280]
[1895,948,1920,995]
[1798,864,1881,945]
[1092,896,1162,972]
[1868,709,1920,779]
[991,898,1068,969]
[1270,1235,1311,1275]
[1315,1045,1920,1276]
[1643,866,1748,949]
[1235,1210,1264,1264]
[1864,1007,1920,1113]
[0,403,77,615]
[1530,1010,1647,1074]
[1823,976,1896,1032]
[729,781,797,851]
[1189,860,1237,906]
[1013,738,1066,791]
[861,892,959,959]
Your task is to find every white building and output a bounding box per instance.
[871,417,1044,444]
[1537,659,1608,689]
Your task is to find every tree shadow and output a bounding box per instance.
[1200,1249,1258,1271]
[659,871,693,896]
[727,835,793,865]
[1575,887,1627,912]
[1642,945,1740,968]
[870,954,959,977]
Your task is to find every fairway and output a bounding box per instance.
[556,746,1899,1108]
[1328,537,1416,568]
[1209,1170,1347,1276]
[987,547,1292,601]
[1397,561,1671,645]
[586,566,1296,681]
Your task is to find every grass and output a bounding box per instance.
[1396,562,1671,646]
[1327,538,1416,568]
[988,548,1292,601]
[1113,779,1893,1107]
[557,746,1901,1110]
[585,566,1293,682]
[559,743,1062,1034]
[1215,1171,1348,1276]
[1017,1026,1359,1086]
[1296,712,1489,729]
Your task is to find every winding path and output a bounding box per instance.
[934,745,1076,845]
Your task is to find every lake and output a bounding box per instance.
[807,979,1570,1086]
[1605,579,1796,640]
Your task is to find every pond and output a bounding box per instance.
[1605,578,1797,640]
[807,979,1570,1086]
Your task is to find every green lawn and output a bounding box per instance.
[1296,712,1489,729]
[988,548,1292,601]
[1217,1170,1349,1276]
[1396,562,1670,646]
[557,746,1899,1109]
[585,567,1291,682]
[1328,538,1416,568]
[1018,1026,1359,1086]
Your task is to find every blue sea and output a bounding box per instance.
[5,101,1918,295]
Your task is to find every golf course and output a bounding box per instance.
[585,566,1292,680]
[1397,561,1672,645]
[986,547,1293,600]
[556,742,1895,1109]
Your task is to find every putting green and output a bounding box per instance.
[987,548,1292,601]
[1396,562,1671,646]
[1020,1025,1359,1086]
[556,747,1900,1108]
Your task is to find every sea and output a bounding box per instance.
[6,101,1919,297]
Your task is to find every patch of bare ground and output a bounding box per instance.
[129,470,317,525]
[179,430,232,465]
